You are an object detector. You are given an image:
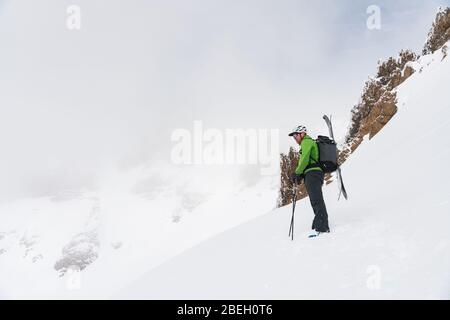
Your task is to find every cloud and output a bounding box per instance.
[0,0,447,200]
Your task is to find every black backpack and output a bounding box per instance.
[306,135,338,173]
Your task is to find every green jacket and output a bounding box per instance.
[295,135,323,175]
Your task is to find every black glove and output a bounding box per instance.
[292,173,304,184]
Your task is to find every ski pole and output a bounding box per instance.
[288,183,298,241]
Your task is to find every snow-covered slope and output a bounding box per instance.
[0,165,278,299]
[117,44,450,299]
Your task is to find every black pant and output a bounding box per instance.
[304,170,330,232]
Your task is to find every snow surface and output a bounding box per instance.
[116,44,450,299]
[0,165,278,299]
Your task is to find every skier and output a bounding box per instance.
[289,125,330,237]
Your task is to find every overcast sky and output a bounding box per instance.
[0,0,449,200]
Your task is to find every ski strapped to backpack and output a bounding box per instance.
[323,115,348,200]
[303,115,348,200]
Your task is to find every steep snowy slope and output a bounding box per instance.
[117,44,450,299]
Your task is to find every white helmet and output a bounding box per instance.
[288,125,307,136]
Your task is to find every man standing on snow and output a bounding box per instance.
[289,125,330,237]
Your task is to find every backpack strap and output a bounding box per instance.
[304,139,323,171]
[299,139,323,172]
